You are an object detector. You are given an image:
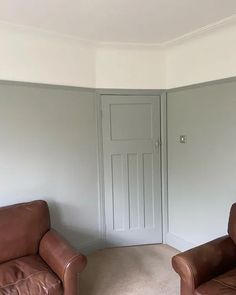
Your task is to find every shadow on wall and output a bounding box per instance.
[46,200,99,252]
[37,198,117,254]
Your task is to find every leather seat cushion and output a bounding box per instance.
[196,268,236,295]
[0,255,63,295]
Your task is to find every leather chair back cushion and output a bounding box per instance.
[0,200,50,263]
[228,203,236,244]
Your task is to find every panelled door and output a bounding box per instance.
[102,95,162,246]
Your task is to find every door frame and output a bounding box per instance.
[95,89,168,247]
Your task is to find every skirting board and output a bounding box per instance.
[79,234,196,254]
[78,239,106,255]
[166,232,196,252]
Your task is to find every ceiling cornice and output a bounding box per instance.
[0,14,236,50]
[162,14,236,48]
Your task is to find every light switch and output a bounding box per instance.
[179,135,187,143]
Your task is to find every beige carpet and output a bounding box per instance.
[79,244,180,295]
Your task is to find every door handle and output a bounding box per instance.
[153,139,161,153]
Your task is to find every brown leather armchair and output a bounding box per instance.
[172,203,236,295]
[0,200,87,295]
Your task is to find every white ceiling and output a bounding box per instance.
[0,0,236,44]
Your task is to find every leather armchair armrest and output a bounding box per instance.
[172,235,236,295]
[39,229,87,295]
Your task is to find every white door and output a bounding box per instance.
[102,95,162,247]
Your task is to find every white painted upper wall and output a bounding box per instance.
[95,46,166,89]
[166,22,236,88]
[0,23,96,88]
[1,20,236,89]
[0,22,166,89]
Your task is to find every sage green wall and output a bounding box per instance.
[0,81,100,250]
[1,77,236,252]
[167,79,236,250]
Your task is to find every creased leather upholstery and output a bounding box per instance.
[40,229,87,295]
[196,268,236,295]
[172,203,236,295]
[0,255,62,295]
[0,200,87,295]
